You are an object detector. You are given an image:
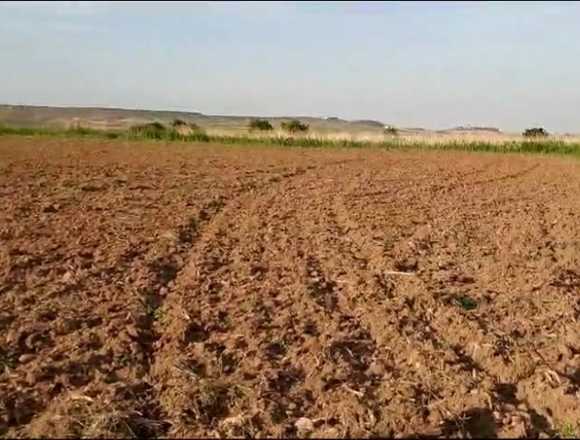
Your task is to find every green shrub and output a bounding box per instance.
[281,120,309,133]
[66,126,101,136]
[248,119,273,131]
[384,126,398,136]
[523,127,549,138]
[171,119,188,128]
[130,122,167,139]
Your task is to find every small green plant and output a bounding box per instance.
[523,127,549,138]
[153,307,165,323]
[248,119,273,131]
[281,119,309,134]
[559,422,578,439]
[455,295,478,311]
[140,295,160,319]
[192,379,236,424]
[117,352,132,367]
[0,348,16,372]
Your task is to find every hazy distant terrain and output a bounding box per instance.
[0,104,511,138]
[0,104,388,134]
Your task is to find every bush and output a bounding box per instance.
[171,119,188,128]
[172,119,202,132]
[248,119,273,131]
[67,126,99,136]
[130,122,167,139]
[281,120,309,134]
[384,126,398,136]
[523,127,549,138]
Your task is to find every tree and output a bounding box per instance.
[523,127,549,138]
[248,119,273,131]
[281,120,309,133]
[171,119,188,127]
[384,125,398,136]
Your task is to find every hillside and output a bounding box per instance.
[0,104,389,135]
[0,104,516,140]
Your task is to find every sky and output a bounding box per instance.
[1,1,579,133]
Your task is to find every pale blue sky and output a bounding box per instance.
[1,1,579,132]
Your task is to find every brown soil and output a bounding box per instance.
[0,137,578,438]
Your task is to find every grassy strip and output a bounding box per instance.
[1,124,579,156]
[0,125,123,139]
[403,139,580,156]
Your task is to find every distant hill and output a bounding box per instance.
[351,119,385,128]
[0,104,514,137]
[444,126,502,133]
[0,104,391,134]
[0,105,207,130]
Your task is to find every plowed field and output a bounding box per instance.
[0,138,579,438]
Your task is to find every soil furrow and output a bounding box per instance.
[1,140,579,438]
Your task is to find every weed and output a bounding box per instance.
[117,352,132,367]
[0,348,16,372]
[559,422,578,438]
[140,295,162,321]
[455,295,478,311]
[66,402,139,438]
[153,307,165,323]
[192,379,242,425]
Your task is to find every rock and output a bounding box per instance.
[368,360,385,376]
[295,417,314,434]
[61,271,74,283]
[160,231,178,241]
[18,354,35,363]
